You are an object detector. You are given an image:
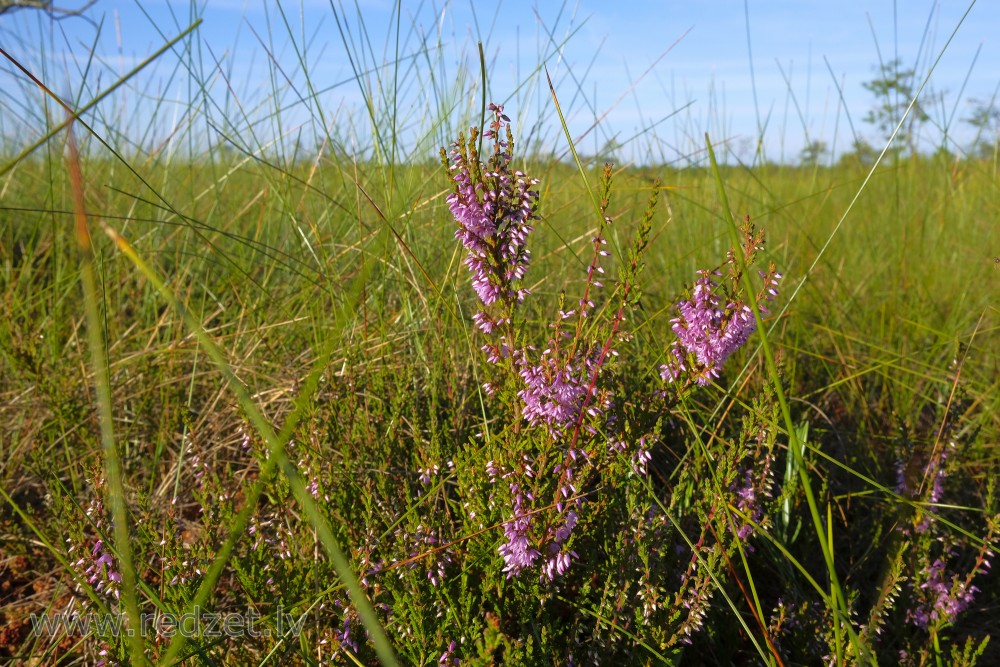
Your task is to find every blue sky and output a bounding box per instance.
[2,0,997,164]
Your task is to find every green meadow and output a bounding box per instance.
[1,2,998,665]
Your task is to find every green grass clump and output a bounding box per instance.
[1,2,999,665]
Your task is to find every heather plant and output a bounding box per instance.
[64,474,122,607]
[889,401,997,665]
[423,102,786,661]
[3,2,1000,666]
[759,379,999,666]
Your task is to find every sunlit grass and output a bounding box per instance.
[1,1,998,665]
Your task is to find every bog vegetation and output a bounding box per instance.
[1,2,998,665]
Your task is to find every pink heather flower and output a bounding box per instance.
[498,483,540,577]
[632,446,653,475]
[518,355,591,434]
[542,550,574,582]
[515,342,608,436]
[396,524,452,586]
[728,447,774,544]
[541,510,579,581]
[439,640,460,666]
[446,103,538,332]
[336,616,359,654]
[449,169,501,306]
[907,556,978,628]
[661,270,778,385]
[72,537,121,602]
[418,464,439,486]
[69,481,122,604]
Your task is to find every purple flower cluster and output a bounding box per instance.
[446,103,538,331]
[418,463,440,486]
[332,598,361,655]
[907,554,980,629]
[70,537,122,602]
[514,232,614,437]
[894,442,994,632]
[400,523,453,587]
[445,110,656,584]
[661,269,780,385]
[516,347,597,435]
[731,456,774,543]
[675,555,716,644]
[445,104,615,440]
[495,481,582,581]
[497,482,540,577]
[439,640,460,666]
[69,483,122,604]
[542,510,578,581]
[444,105,783,597]
[630,436,653,475]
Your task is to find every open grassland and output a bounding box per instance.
[1,2,999,664]
[2,148,998,664]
